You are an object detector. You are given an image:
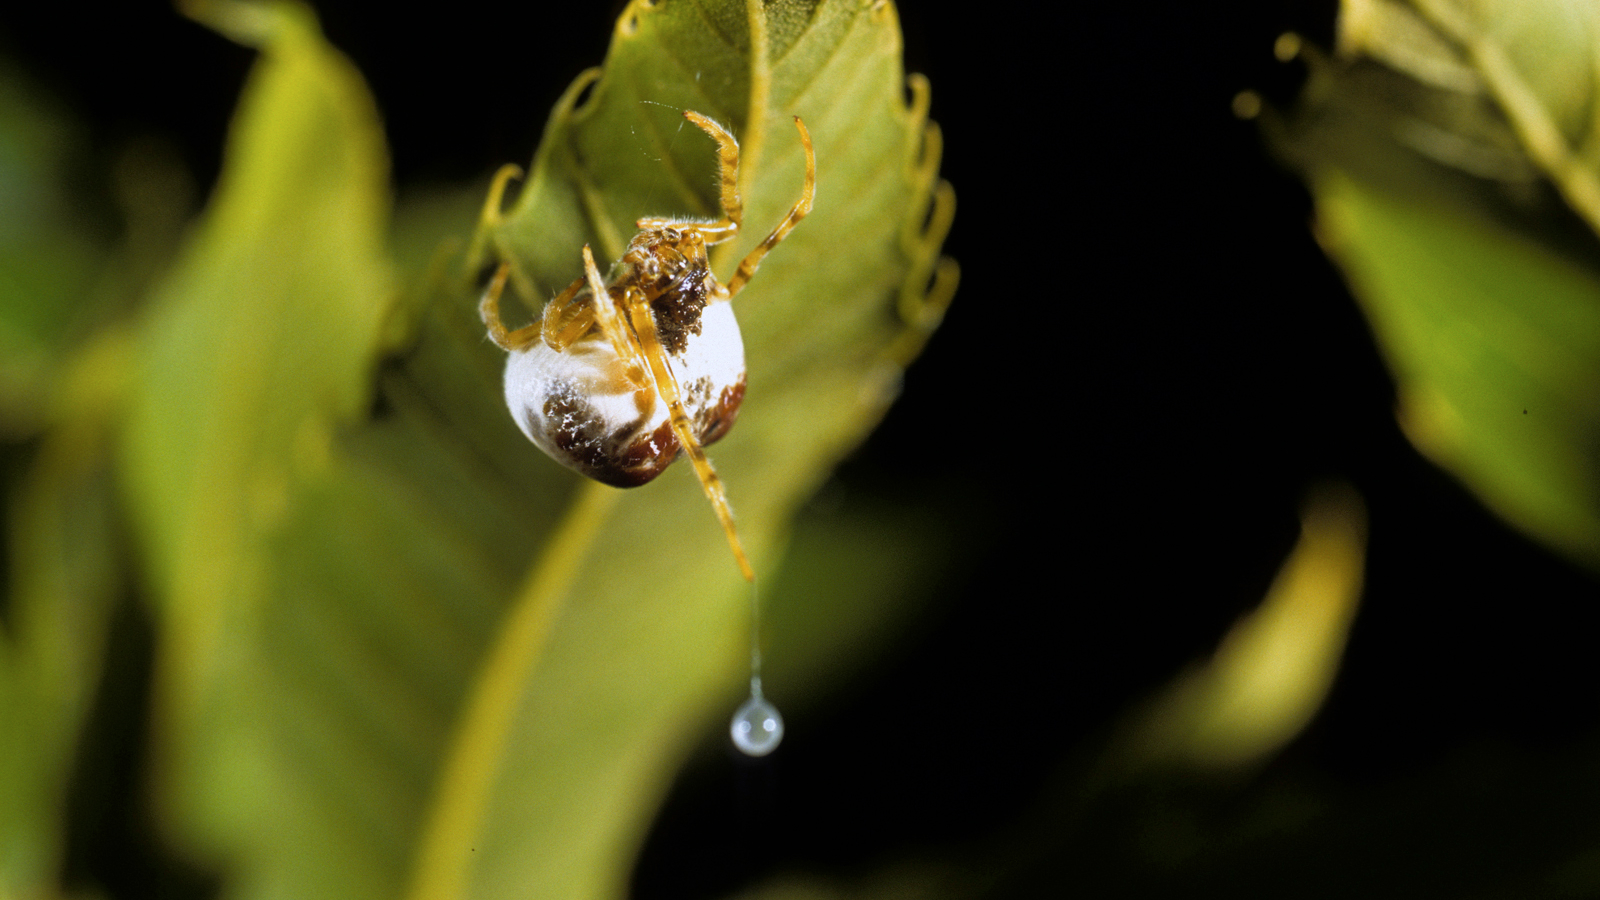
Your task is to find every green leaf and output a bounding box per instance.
[114,1,954,899]
[1281,0,1600,568]
[1340,0,1600,230]
[118,0,406,891]
[1319,171,1600,561]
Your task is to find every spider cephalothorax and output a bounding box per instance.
[620,227,716,356]
[480,110,815,582]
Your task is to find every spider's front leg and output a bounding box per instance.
[579,245,650,390]
[636,110,744,244]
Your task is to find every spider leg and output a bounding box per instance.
[726,115,815,298]
[637,110,743,244]
[479,261,543,352]
[580,245,652,394]
[616,280,755,582]
[548,302,597,350]
[537,274,590,351]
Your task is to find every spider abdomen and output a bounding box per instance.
[503,300,746,487]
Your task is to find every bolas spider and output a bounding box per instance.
[480,110,816,583]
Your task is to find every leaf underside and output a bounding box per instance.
[103,1,955,900]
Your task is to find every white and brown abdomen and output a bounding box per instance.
[503,300,746,487]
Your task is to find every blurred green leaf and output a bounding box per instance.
[1347,0,1600,230]
[109,1,953,899]
[0,58,132,896]
[1,331,133,898]
[119,0,409,894]
[1320,171,1600,560]
[0,62,109,433]
[1283,0,1600,568]
[1118,485,1367,772]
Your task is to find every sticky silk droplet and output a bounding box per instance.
[730,693,784,757]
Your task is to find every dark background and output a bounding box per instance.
[5,1,1599,896]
